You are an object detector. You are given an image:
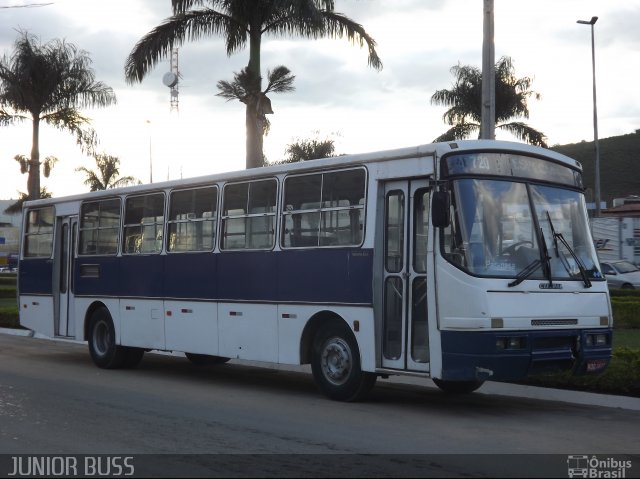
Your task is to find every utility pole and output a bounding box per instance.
[481,0,495,140]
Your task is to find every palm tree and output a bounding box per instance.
[75,153,139,191]
[0,31,116,200]
[216,65,295,165]
[125,0,382,169]
[431,56,547,147]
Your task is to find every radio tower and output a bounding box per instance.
[162,48,180,113]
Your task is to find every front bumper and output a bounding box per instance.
[440,329,612,381]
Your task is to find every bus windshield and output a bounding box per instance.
[442,178,602,282]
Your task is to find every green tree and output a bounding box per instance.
[75,153,139,191]
[431,56,547,147]
[279,134,337,163]
[4,188,52,215]
[0,31,117,200]
[125,0,382,169]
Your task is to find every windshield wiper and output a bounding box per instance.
[508,258,543,287]
[546,211,592,288]
[539,226,553,287]
[508,226,552,288]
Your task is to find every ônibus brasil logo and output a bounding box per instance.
[567,455,633,478]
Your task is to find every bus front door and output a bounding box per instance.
[54,216,77,337]
[381,180,430,372]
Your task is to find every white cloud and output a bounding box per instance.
[1,0,638,200]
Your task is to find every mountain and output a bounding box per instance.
[551,132,640,207]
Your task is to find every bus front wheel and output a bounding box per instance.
[88,307,127,369]
[432,378,484,394]
[311,322,376,402]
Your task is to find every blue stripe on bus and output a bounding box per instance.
[18,259,54,295]
[65,248,373,305]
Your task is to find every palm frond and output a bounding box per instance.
[433,122,480,143]
[125,10,242,83]
[264,65,295,94]
[497,122,548,148]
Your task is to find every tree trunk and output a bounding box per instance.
[245,25,263,169]
[245,102,263,169]
[28,116,41,200]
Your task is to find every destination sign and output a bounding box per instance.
[443,153,582,188]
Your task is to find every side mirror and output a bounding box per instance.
[432,191,450,228]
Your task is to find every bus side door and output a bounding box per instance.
[53,216,77,337]
[380,180,431,372]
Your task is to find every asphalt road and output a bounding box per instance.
[0,332,638,477]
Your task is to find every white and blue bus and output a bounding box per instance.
[18,140,612,401]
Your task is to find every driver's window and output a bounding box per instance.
[442,179,541,278]
[442,192,467,268]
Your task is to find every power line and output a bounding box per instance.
[0,3,53,9]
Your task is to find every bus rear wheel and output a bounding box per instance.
[311,322,376,402]
[185,353,230,365]
[432,378,484,394]
[88,307,127,369]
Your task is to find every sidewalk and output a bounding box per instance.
[2,326,639,412]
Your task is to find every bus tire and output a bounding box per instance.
[185,353,230,365]
[432,378,484,394]
[311,322,376,402]
[88,307,127,369]
[122,347,145,369]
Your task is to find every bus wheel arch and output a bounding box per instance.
[83,301,110,342]
[300,311,343,365]
[87,305,127,369]
[307,315,376,401]
[84,303,145,370]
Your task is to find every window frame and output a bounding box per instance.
[167,185,219,254]
[122,192,166,255]
[78,197,122,257]
[23,206,55,258]
[280,167,367,249]
[220,178,278,251]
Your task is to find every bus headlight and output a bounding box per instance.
[496,336,524,350]
[585,333,608,347]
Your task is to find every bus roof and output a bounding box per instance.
[24,139,581,208]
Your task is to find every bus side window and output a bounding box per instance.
[79,198,120,256]
[123,193,164,255]
[167,186,217,252]
[24,206,55,258]
[282,168,365,249]
[221,179,277,250]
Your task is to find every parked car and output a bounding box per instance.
[600,260,640,289]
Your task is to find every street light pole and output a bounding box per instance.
[146,120,153,184]
[577,16,600,217]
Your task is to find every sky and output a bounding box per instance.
[0,0,639,200]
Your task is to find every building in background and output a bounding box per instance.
[592,196,640,265]
[0,200,21,268]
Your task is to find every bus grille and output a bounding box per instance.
[533,336,576,350]
[531,319,578,327]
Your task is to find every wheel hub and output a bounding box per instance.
[321,338,352,385]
